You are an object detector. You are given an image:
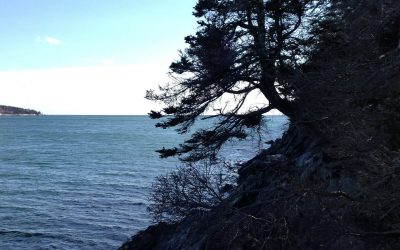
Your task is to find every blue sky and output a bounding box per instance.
[0,1,275,115]
[0,0,198,114]
[0,0,197,70]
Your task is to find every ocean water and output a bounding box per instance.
[0,115,287,249]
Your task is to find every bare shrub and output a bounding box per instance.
[148,160,236,222]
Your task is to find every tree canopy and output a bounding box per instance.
[147,0,328,161]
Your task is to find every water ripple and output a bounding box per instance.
[0,115,287,249]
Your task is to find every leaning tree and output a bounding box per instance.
[147,0,326,161]
[127,0,400,246]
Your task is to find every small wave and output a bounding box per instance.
[0,229,44,238]
[130,202,145,206]
[0,229,90,244]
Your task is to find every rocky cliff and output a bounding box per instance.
[120,121,400,249]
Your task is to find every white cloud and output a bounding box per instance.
[44,37,61,45]
[81,58,117,65]
[35,36,62,45]
[0,64,279,115]
[0,64,169,115]
[100,59,116,65]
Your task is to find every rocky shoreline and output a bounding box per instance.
[120,123,400,249]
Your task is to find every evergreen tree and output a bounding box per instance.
[147,0,327,161]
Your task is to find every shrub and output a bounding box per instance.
[148,160,236,222]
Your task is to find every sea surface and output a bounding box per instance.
[0,115,287,249]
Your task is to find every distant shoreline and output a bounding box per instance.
[0,105,41,115]
[0,113,41,116]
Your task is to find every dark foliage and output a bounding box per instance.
[147,0,328,161]
[0,105,41,115]
[118,1,400,249]
[142,1,400,247]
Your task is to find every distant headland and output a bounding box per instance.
[0,105,41,115]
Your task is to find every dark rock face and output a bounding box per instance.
[120,123,400,249]
[119,223,178,250]
[0,105,41,115]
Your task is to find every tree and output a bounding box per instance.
[147,0,326,161]
[293,0,400,143]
